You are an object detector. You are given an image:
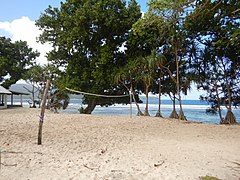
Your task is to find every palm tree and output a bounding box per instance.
[148,50,167,117]
[136,55,156,116]
[139,73,152,116]
[114,67,144,116]
[160,56,187,121]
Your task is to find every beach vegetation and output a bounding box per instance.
[135,54,156,116]
[114,67,144,116]
[126,10,160,116]
[23,65,44,108]
[0,36,39,88]
[186,0,239,124]
[23,63,70,111]
[48,89,70,113]
[34,0,239,123]
[148,50,166,118]
[199,175,221,180]
[36,0,141,114]
[131,0,194,120]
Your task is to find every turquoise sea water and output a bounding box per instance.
[60,97,240,124]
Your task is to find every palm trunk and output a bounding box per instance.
[144,85,150,116]
[175,54,186,121]
[156,73,163,117]
[222,110,236,124]
[134,98,144,116]
[216,86,223,123]
[169,95,179,119]
[131,89,144,116]
[221,74,236,124]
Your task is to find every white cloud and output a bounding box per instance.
[0,16,52,65]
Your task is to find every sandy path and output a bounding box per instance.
[0,108,240,180]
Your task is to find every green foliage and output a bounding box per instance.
[40,64,70,109]
[49,89,70,113]
[199,175,221,180]
[186,0,240,123]
[0,37,39,88]
[23,65,44,83]
[132,0,194,119]
[36,0,141,113]
[35,0,239,119]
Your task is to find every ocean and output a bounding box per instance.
[9,95,239,124]
[59,96,240,124]
[8,84,239,124]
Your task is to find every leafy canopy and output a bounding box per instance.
[36,0,141,113]
[0,37,39,88]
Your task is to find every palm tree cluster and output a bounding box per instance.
[115,50,190,120]
[115,0,239,124]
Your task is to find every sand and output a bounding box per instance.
[0,108,240,180]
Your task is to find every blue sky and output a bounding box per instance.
[0,0,149,22]
[0,0,61,22]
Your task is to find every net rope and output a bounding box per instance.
[66,87,129,98]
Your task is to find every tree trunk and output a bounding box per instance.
[169,95,179,119]
[221,110,237,124]
[133,95,144,116]
[216,87,223,122]
[144,85,150,116]
[83,98,97,114]
[134,97,144,116]
[179,108,186,121]
[131,87,144,116]
[175,54,186,121]
[155,73,163,117]
[220,73,236,124]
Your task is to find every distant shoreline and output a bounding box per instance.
[6,100,240,124]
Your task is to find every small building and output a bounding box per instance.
[0,85,12,109]
[8,90,30,107]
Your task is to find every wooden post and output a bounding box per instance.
[0,148,1,171]
[37,80,50,145]
[11,94,13,106]
[130,86,133,118]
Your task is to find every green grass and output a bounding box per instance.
[199,175,221,180]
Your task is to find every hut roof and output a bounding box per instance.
[10,90,29,95]
[0,85,12,94]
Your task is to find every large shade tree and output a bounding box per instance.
[36,0,141,114]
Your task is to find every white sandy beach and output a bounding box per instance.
[0,108,240,180]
